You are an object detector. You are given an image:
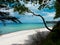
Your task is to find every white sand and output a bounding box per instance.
[0,27,52,45]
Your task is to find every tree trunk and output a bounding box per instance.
[31,12,52,32]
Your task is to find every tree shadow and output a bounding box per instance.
[24,31,50,45]
[24,21,60,45]
[12,44,23,45]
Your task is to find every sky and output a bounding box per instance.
[0,0,60,23]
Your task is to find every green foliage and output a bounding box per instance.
[54,1,60,19]
[14,4,29,14]
[39,0,43,4]
[0,0,22,24]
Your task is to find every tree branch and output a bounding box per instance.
[31,11,52,32]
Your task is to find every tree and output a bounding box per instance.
[0,0,59,31]
[0,4,21,26]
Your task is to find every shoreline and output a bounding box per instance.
[0,27,52,45]
[1,26,52,35]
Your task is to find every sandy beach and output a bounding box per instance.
[0,27,52,45]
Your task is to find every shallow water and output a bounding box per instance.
[0,23,55,34]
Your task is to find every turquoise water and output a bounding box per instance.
[0,23,55,34]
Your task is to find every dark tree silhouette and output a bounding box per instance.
[0,4,21,25]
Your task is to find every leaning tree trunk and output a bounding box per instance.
[31,12,52,32]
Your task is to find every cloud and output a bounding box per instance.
[24,12,33,15]
[43,12,56,21]
[43,12,55,17]
[25,2,39,9]
[47,12,55,17]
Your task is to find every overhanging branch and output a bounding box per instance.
[31,11,52,32]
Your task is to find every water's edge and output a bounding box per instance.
[0,23,55,34]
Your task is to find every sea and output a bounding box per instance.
[0,23,55,35]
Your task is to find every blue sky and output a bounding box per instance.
[0,0,60,23]
[9,3,56,23]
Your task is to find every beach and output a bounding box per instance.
[0,27,52,45]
